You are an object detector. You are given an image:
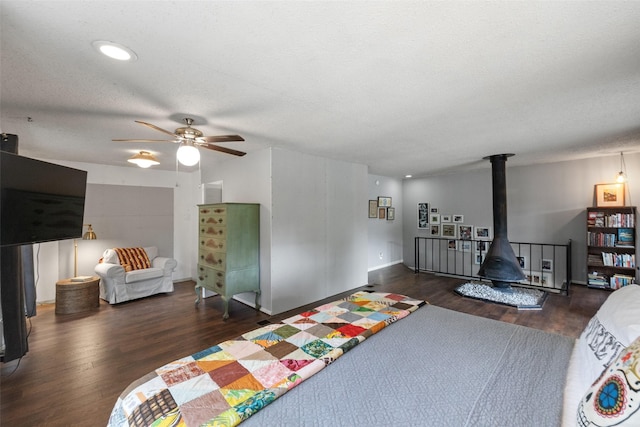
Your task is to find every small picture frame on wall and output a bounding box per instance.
[517,256,527,270]
[430,225,440,236]
[458,225,473,240]
[475,240,488,253]
[475,253,486,265]
[458,241,472,252]
[447,239,457,250]
[441,224,457,238]
[418,203,429,229]
[474,226,491,239]
[378,196,392,207]
[368,200,378,218]
[441,214,452,223]
[378,207,386,219]
[430,207,439,213]
[541,259,553,271]
[595,183,624,207]
[430,213,440,224]
[453,214,464,223]
[387,207,395,220]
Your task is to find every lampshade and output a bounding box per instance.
[128,151,159,168]
[82,224,97,240]
[177,143,200,166]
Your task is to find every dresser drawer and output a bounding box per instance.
[199,206,227,226]
[199,250,226,269]
[200,225,226,238]
[197,265,226,293]
[200,237,226,251]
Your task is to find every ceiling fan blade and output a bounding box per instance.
[113,138,176,143]
[201,143,246,157]
[199,135,245,143]
[135,120,179,138]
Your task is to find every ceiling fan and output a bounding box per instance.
[113,117,245,166]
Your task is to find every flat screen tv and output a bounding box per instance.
[1,151,88,247]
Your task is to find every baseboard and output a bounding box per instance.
[368,260,403,272]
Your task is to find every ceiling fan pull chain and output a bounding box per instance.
[175,154,179,187]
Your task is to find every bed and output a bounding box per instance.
[108,286,640,427]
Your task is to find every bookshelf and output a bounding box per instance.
[586,206,637,290]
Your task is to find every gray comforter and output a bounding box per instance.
[242,305,574,426]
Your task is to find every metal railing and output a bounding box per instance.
[414,237,572,295]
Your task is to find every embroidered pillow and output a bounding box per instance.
[562,284,640,426]
[577,335,640,426]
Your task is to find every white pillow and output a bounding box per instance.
[143,246,157,260]
[562,284,640,426]
[102,248,119,264]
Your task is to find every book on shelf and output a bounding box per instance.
[616,228,634,247]
[600,252,636,268]
[588,272,608,288]
[588,211,635,228]
[610,274,635,290]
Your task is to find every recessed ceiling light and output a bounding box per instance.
[92,40,137,61]
[405,175,412,178]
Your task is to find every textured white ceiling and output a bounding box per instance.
[2,1,640,177]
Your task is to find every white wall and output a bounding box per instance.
[368,174,403,270]
[270,148,368,314]
[33,159,199,303]
[402,153,640,284]
[200,148,273,312]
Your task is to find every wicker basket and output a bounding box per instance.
[55,277,100,314]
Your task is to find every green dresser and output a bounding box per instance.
[195,203,260,319]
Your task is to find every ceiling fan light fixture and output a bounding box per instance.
[177,144,200,166]
[128,151,159,168]
[92,40,138,61]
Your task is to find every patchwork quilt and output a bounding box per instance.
[108,291,425,427]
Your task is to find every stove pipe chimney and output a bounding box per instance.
[477,154,525,289]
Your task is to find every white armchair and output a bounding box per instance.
[95,246,177,304]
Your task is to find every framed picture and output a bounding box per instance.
[517,256,527,269]
[441,214,452,223]
[430,207,439,213]
[457,240,472,252]
[523,271,542,285]
[378,196,392,207]
[430,225,440,236]
[441,224,457,238]
[417,203,429,229]
[430,213,440,224]
[458,225,473,240]
[595,183,624,207]
[453,214,464,223]
[474,226,491,239]
[541,272,553,287]
[475,253,486,265]
[447,239,457,250]
[387,207,395,220]
[378,207,386,219]
[475,240,488,253]
[368,200,378,218]
[541,258,553,271]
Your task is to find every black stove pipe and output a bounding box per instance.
[477,154,525,288]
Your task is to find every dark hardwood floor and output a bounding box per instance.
[0,264,609,426]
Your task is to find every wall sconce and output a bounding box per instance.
[73,224,98,280]
[616,152,627,183]
[128,151,160,168]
